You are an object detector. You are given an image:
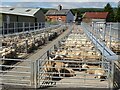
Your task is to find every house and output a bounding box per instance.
[82,12,109,23]
[0,7,45,34]
[46,5,74,23]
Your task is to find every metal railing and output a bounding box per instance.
[0,58,32,86]
[1,22,45,35]
[34,25,111,88]
[0,24,69,88]
[0,24,116,89]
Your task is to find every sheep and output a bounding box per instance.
[81,64,106,81]
[94,68,106,80]
[43,60,75,78]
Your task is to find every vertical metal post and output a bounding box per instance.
[2,22,4,36]
[41,22,42,28]
[111,61,115,89]
[16,22,18,33]
[102,23,106,68]
[102,41,105,68]
[7,22,9,34]
[38,22,39,29]
[30,61,34,87]
[92,22,94,40]
[109,23,112,49]
[29,22,30,31]
[14,22,16,33]
[38,60,40,87]
[23,22,25,32]
[34,23,35,31]
[95,23,97,57]
[108,62,111,89]
[34,60,38,88]
[103,23,106,42]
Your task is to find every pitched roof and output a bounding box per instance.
[83,12,109,19]
[46,9,70,16]
[0,7,40,17]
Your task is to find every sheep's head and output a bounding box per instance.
[82,64,89,69]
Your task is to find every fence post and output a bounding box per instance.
[30,61,35,87]
[34,23,35,30]
[111,61,114,89]
[34,60,38,88]
[29,22,30,31]
[14,22,15,33]
[37,22,39,29]
[109,23,112,48]
[23,22,25,32]
[2,22,4,36]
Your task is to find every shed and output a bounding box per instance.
[82,12,108,23]
[0,7,45,34]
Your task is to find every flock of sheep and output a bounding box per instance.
[42,26,107,85]
[0,25,67,68]
[0,25,66,59]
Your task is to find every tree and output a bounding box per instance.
[115,3,120,22]
[104,3,115,22]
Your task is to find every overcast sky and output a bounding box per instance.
[1,0,120,2]
[1,0,119,8]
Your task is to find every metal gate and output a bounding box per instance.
[36,55,111,88]
[36,47,111,88]
[35,25,112,88]
[0,58,32,86]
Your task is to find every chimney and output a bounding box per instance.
[58,5,62,11]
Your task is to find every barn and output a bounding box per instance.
[46,5,74,23]
[0,7,45,34]
[82,12,109,23]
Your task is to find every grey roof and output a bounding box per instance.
[0,7,40,17]
[46,9,70,16]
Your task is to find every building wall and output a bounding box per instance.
[92,19,106,23]
[82,18,106,23]
[18,16,35,23]
[46,15,66,22]
[34,9,45,23]
[2,13,36,34]
[66,11,74,23]
[2,13,17,22]
[82,18,92,23]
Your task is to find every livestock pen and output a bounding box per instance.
[0,23,119,89]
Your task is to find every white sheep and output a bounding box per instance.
[82,64,106,81]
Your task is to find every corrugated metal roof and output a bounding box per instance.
[46,9,70,16]
[0,7,40,17]
[83,12,109,19]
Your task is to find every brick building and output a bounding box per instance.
[46,5,74,23]
[82,12,108,23]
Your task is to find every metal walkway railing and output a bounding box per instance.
[81,22,118,61]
